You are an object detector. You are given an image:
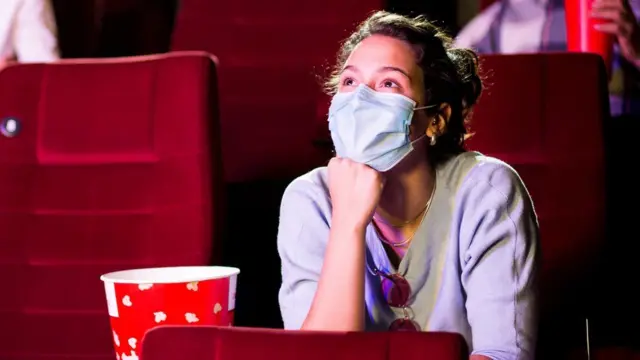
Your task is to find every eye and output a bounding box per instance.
[342,77,357,87]
[380,79,400,89]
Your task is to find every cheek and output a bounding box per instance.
[408,113,429,141]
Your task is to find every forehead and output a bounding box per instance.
[344,35,420,75]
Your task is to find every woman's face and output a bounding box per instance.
[337,35,430,141]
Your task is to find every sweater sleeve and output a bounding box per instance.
[277,177,331,329]
[458,163,540,360]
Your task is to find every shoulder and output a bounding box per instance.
[282,167,330,205]
[444,153,539,263]
[455,2,502,48]
[279,166,332,224]
[277,167,332,258]
[439,151,531,207]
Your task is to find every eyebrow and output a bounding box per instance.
[342,65,412,81]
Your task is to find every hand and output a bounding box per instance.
[328,157,385,230]
[0,56,16,72]
[592,0,640,65]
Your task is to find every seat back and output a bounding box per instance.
[0,52,222,359]
[141,326,468,360]
[467,53,608,355]
[171,0,383,182]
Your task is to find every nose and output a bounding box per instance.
[362,82,376,91]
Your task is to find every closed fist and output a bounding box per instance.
[328,157,384,229]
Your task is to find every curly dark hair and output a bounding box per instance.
[325,11,483,166]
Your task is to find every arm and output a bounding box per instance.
[13,0,59,62]
[459,164,540,360]
[455,2,502,49]
[277,179,366,331]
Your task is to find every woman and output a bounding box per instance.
[277,11,540,360]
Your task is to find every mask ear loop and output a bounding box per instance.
[413,104,438,145]
[414,104,437,111]
[407,104,435,144]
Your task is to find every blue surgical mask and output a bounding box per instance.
[328,84,433,172]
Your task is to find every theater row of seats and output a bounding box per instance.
[0,2,637,360]
[0,0,384,358]
[0,50,631,360]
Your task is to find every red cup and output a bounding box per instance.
[565,0,615,74]
[100,266,240,360]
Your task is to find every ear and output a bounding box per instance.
[425,103,451,137]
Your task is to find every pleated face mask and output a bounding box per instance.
[328,84,434,172]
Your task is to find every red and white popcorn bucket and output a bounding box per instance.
[100,266,240,360]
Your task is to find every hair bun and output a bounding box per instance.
[446,48,482,111]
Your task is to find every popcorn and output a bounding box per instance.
[128,337,137,349]
[122,295,132,307]
[186,282,199,291]
[138,284,153,291]
[185,312,199,323]
[213,303,222,314]
[154,311,167,323]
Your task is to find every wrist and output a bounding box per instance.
[330,215,368,235]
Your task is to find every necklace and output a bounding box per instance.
[372,178,436,248]
[373,202,429,227]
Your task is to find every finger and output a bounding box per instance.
[593,0,620,6]
[591,2,620,11]
[592,2,634,21]
[593,0,630,10]
[591,8,626,22]
[591,10,635,35]
[594,21,630,36]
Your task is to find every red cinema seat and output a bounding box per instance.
[172,0,383,182]
[141,326,468,360]
[466,53,609,357]
[0,52,222,359]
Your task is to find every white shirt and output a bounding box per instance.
[456,0,548,54]
[0,0,59,62]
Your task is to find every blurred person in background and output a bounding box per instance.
[0,0,59,71]
[455,0,640,116]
